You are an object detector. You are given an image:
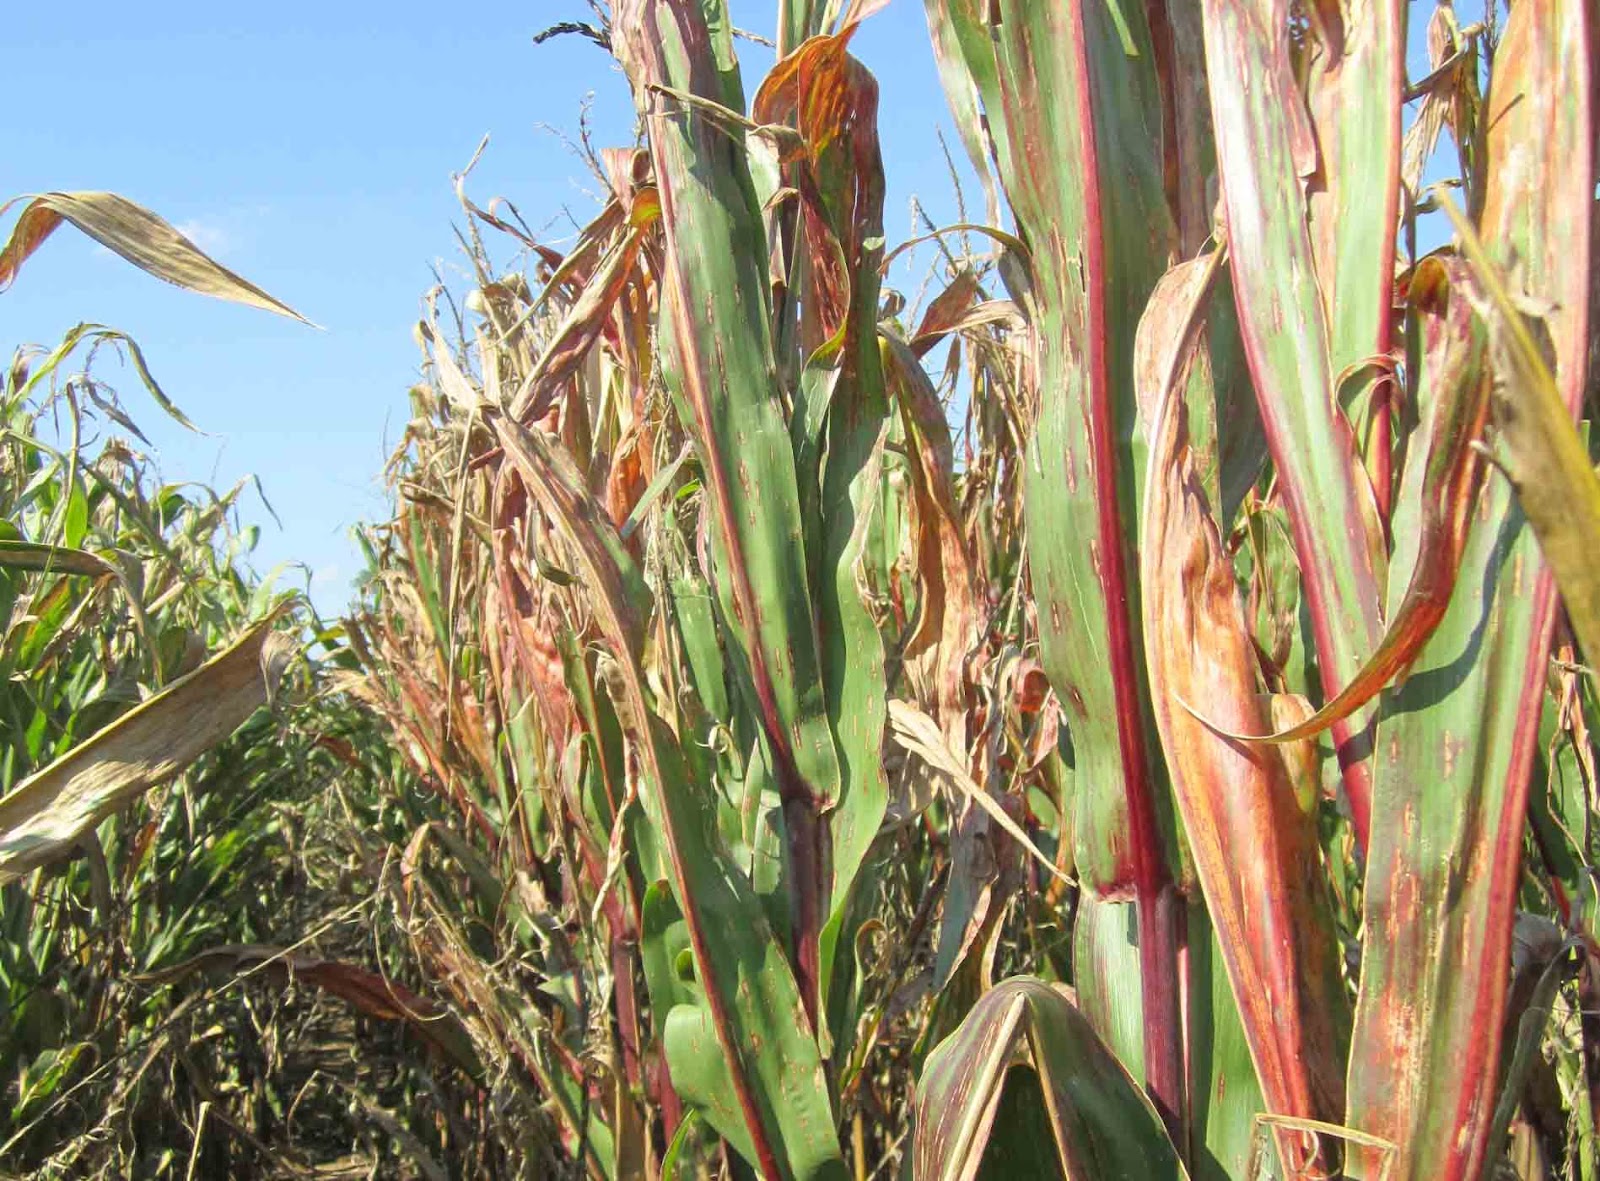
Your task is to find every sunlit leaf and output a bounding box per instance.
[0,191,310,322]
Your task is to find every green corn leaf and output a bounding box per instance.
[1183,901,1278,1181]
[920,5,1000,225]
[1299,0,1406,482]
[1070,896,1144,1084]
[1345,3,1595,1176]
[752,24,897,1038]
[491,414,845,1179]
[913,977,1187,1180]
[924,0,1187,1128]
[615,0,847,1024]
[61,484,88,551]
[1198,0,1388,845]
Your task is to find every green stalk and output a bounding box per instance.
[613,0,845,1025]
[924,0,1185,1134]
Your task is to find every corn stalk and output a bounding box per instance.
[347,1,1600,1177]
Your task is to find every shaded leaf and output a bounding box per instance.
[138,943,482,1079]
[913,977,1186,1181]
[0,540,117,579]
[1440,189,1600,669]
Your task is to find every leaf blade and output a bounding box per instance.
[0,192,310,322]
[0,613,294,883]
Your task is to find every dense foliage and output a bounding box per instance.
[3,1,1599,1178]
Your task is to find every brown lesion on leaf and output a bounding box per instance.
[1441,731,1462,779]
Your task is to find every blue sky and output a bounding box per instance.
[4,2,1459,615]
[3,1,971,612]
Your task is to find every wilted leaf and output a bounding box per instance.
[0,540,117,578]
[1138,251,1349,1173]
[508,212,653,422]
[1184,256,1493,746]
[138,943,481,1079]
[887,700,1063,886]
[0,191,309,322]
[885,335,982,730]
[0,613,294,883]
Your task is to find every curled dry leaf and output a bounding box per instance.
[508,211,655,423]
[885,334,983,732]
[1138,251,1349,1173]
[137,943,482,1079]
[886,699,1066,886]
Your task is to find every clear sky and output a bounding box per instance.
[4,2,1459,615]
[3,1,972,613]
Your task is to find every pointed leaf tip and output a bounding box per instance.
[0,191,312,324]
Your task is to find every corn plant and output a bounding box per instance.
[349,0,1600,1177]
[917,0,1599,1177]
[0,194,477,1176]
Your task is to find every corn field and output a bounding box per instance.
[2,0,1599,1177]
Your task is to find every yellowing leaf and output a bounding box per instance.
[0,191,310,322]
[1139,252,1349,1171]
[0,615,295,883]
